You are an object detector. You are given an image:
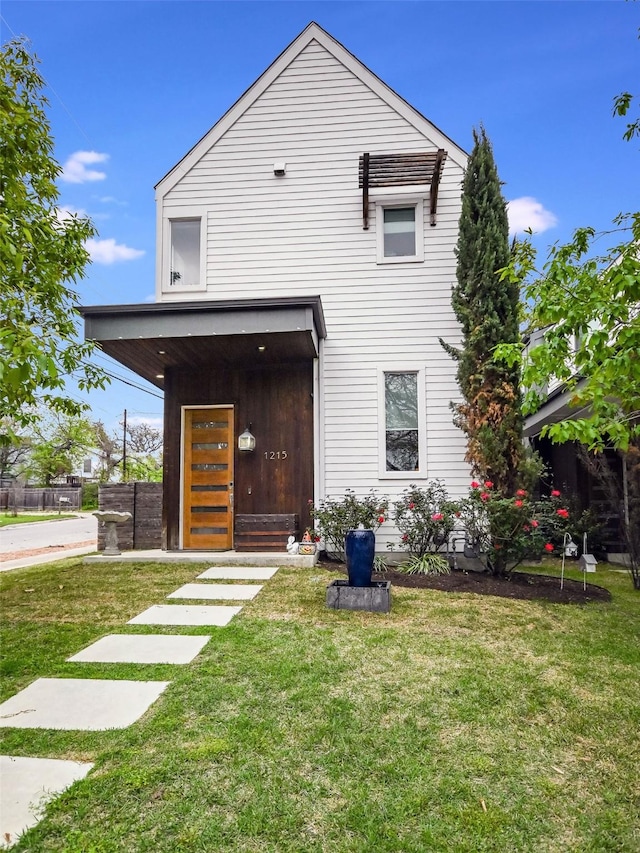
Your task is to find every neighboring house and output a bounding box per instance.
[81,22,470,552]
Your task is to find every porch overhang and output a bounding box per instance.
[80,296,326,389]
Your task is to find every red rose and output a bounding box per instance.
[431,512,444,521]
[480,492,490,502]
[523,524,530,532]
[551,490,561,498]
[494,543,501,550]
[378,516,385,523]
[514,499,523,508]
[409,503,415,510]
[544,543,554,552]
[314,536,320,542]
[402,533,408,542]
[556,508,569,518]
[516,489,527,497]
[455,511,461,518]
[531,520,539,528]
[471,481,480,489]
[484,480,494,489]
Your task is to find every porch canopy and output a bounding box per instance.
[80,296,326,388]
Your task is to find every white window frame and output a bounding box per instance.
[161,207,207,294]
[375,198,425,264]
[377,366,428,479]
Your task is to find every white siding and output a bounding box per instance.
[158,37,470,531]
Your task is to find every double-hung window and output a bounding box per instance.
[379,369,426,476]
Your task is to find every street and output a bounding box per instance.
[0,514,98,566]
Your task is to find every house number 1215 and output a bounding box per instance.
[264,450,288,460]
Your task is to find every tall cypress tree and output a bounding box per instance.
[442,127,523,494]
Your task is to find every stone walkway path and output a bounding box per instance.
[0,566,278,848]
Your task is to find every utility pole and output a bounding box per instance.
[122,409,127,482]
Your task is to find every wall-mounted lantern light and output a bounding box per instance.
[238,424,256,452]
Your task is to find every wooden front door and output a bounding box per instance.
[182,407,234,549]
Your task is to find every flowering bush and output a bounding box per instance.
[310,489,389,560]
[392,481,459,557]
[458,481,572,576]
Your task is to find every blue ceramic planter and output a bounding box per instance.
[345,528,375,587]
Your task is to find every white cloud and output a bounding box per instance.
[61,150,109,184]
[96,195,127,206]
[127,415,163,428]
[507,197,558,236]
[86,238,145,265]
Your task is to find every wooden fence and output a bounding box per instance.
[0,487,81,511]
[98,483,162,551]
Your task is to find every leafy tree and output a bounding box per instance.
[0,38,107,439]
[23,410,95,486]
[0,417,31,481]
[441,126,524,494]
[94,419,163,482]
[497,216,640,587]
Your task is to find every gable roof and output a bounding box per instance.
[155,21,467,198]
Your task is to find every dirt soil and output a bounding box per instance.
[318,560,611,604]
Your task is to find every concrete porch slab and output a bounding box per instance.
[167,583,262,601]
[128,604,242,627]
[67,634,210,664]
[0,755,93,849]
[84,549,317,568]
[197,567,278,580]
[0,678,170,731]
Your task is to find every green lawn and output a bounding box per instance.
[0,513,77,527]
[1,558,639,852]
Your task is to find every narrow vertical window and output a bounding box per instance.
[383,207,415,257]
[385,372,419,471]
[170,219,200,288]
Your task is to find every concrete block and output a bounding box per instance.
[326,580,391,613]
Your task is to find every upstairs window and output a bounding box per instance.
[384,372,419,472]
[376,200,424,264]
[170,219,201,288]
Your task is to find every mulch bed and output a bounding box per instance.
[318,560,611,604]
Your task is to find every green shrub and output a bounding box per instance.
[81,482,99,510]
[392,481,459,557]
[399,553,451,575]
[311,489,388,560]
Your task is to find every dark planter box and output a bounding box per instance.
[326,580,391,613]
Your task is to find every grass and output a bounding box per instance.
[1,558,639,851]
[0,513,77,527]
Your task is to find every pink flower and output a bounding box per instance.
[480,492,490,502]
[431,512,444,521]
[455,511,461,518]
[402,533,408,542]
[484,480,494,489]
[551,489,561,498]
[556,508,569,519]
[494,543,502,550]
[544,543,554,552]
[409,503,415,510]
[471,481,480,489]
[308,499,314,504]
[378,516,385,523]
[531,520,539,528]
[523,524,530,532]
[514,499,523,508]
[516,489,527,497]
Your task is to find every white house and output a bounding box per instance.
[81,22,470,552]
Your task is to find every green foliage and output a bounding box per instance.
[0,38,107,437]
[497,215,640,453]
[22,410,95,485]
[81,481,99,510]
[398,553,451,575]
[310,489,388,559]
[392,481,459,557]
[459,480,572,577]
[441,126,524,493]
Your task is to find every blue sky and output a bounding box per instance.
[2,1,638,432]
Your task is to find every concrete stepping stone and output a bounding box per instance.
[197,567,278,580]
[0,678,169,731]
[67,634,210,665]
[128,604,241,627]
[0,755,93,848]
[167,583,262,601]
